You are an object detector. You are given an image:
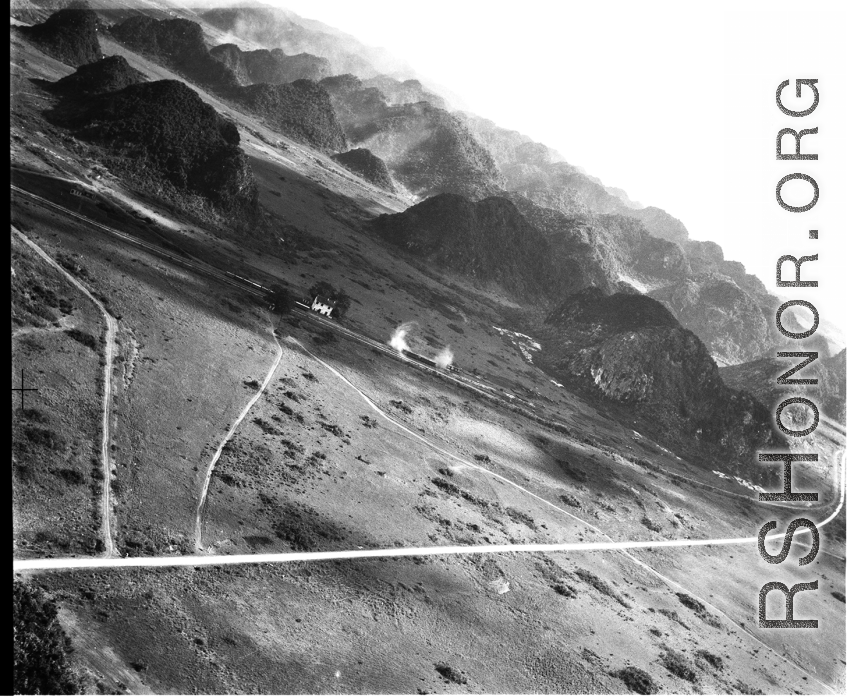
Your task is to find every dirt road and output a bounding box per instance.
[193,325,283,551]
[13,228,117,557]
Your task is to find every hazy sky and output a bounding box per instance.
[269,0,845,331]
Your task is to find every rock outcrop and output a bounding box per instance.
[322,77,500,199]
[370,194,554,299]
[209,43,331,85]
[649,274,773,366]
[52,55,146,94]
[331,149,396,192]
[109,16,345,153]
[17,8,102,67]
[721,349,846,424]
[201,5,410,78]
[109,16,238,91]
[539,289,783,474]
[47,79,257,214]
[362,76,447,109]
[230,80,346,153]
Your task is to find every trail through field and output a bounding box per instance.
[193,325,283,551]
[13,228,117,557]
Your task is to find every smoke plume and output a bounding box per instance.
[434,345,454,369]
[389,321,417,354]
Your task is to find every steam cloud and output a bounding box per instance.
[434,346,454,369]
[389,321,417,354]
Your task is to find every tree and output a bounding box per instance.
[308,280,336,301]
[332,288,352,319]
[13,580,80,695]
[266,284,294,314]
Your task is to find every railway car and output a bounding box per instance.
[403,350,457,371]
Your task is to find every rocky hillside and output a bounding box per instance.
[721,349,846,424]
[322,77,500,199]
[46,78,257,213]
[331,149,396,192]
[51,54,146,94]
[230,80,346,153]
[109,15,239,90]
[362,75,447,109]
[459,113,640,214]
[209,43,331,85]
[538,289,783,473]
[200,5,413,79]
[370,194,555,299]
[507,195,690,297]
[371,191,699,304]
[108,15,345,153]
[17,7,102,66]
[649,274,773,366]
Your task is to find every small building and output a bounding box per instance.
[311,295,336,317]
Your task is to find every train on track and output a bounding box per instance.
[402,349,457,372]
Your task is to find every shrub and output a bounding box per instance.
[641,516,662,533]
[434,663,467,685]
[559,492,582,508]
[66,328,98,351]
[266,284,294,314]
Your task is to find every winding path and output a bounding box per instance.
[13,228,117,557]
[193,326,283,551]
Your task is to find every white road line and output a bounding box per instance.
[193,326,283,551]
[13,228,117,557]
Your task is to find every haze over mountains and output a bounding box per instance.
[11,1,844,394]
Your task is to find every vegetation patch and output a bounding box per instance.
[271,499,346,551]
[641,516,662,533]
[434,663,467,685]
[389,399,412,414]
[253,417,281,435]
[557,459,588,482]
[13,580,81,695]
[695,649,724,671]
[558,491,582,508]
[65,328,99,351]
[50,468,85,486]
[661,648,698,683]
[505,507,537,530]
[552,582,577,598]
[675,592,721,627]
[575,568,630,608]
[657,608,689,629]
[612,666,659,695]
